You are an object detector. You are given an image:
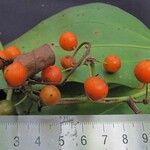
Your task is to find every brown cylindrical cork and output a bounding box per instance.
[14,44,55,77]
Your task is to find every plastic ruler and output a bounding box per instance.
[0,115,149,150]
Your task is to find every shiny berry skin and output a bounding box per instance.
[40,85,61,105]
[4,62,28,88]
[61,55,76,69]
[0,51,8,69]
[84,76,109,101]
[103,55,121,73]
[59,32,78,51]
[134,60,150,83]
[4,46,21,60]
[41,65,62,84]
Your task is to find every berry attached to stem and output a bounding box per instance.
[134,60,150,83]
[40,85,61,105]
[59,31,78,51]
[4,45,21,60]
[61,55,76,69]
[0,51,8,69]
[134,60,150,100]
[4,62,28,88]
[41,65,62,85]
[84,76,109,101]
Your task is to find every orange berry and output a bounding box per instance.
[40,85,61,105]
[134,60,150,83]
[4,46,21,59]
[60,55,76,69]
[0,51,8,69]
[84,76,109,101]
[41,65,62,84]
[59,32,78,51]
[4,62,28,87]
[103,55,121,73]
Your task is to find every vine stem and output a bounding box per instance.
[53,88,150,105]
[93,44,150,50]
[61,42,91,84]
[146,84,149,99]
[6,88,13,101]
[87,63,93,77]
[62,67,73,72]
[15,95,28,107]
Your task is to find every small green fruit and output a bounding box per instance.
[0,100,16,115]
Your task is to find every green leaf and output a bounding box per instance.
[31,103,117,115]
[2,3,150,114]
[0,42,7,89]
[5,3,150,88]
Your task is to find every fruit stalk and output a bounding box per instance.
[6,88,13,101]
[62,42,91,84]
[127,97,142,114]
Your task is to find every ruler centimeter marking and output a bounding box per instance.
[0,115,149,150]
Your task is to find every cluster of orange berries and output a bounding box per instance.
[0,46,28,88]
[0,31,150,107]
[41,32,150,105]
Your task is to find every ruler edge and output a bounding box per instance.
[0,115,149,124]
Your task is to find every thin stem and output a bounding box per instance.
[6,88,13,101]
[29,79,51,85]
[146,84,149,99]
[87,63,93,77]
[42,97,149,106]
[53,88,150,105]
[72,42,89,57]
[61,42,91,84]
[96,60,105,64]
[58,99,85,105]
[62,67,73,72]
[15,95,28,107]
[105,89,150,102]
[93,44,150,50]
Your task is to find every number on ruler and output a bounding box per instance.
[59,136,64,146]
[142,133,148,143]
[122,134,128,144]
[81,135,87,145]
[13,136,20,147]
[35,136,41,146]
[102,135,108,145]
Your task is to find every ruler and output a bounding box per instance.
[0,115,149,150]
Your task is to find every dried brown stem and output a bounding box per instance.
[127,97,142,114]
[14,44,55,77]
